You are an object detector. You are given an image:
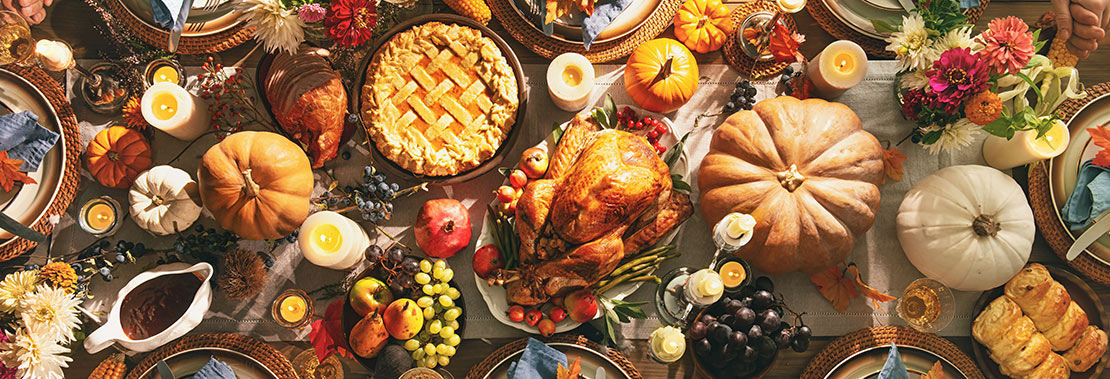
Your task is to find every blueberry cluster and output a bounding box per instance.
[726,81,758,113]
[172,225,240,263]
[780,66,803,96]
[349,166,399,222]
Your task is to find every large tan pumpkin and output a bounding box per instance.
[197,131,313,240]
[697,96,883,274]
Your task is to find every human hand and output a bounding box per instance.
[1053,0,1110,58]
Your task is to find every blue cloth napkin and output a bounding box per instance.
[878,342,908,379]
[0,111,58,172]
[508,338,567,379]
[1062,160,1110,231]
[193,356,236,379]
[958,0,980,9]
[581,0,634,49]
[150,0,192,34]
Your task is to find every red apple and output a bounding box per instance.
[525,309,543,326]
[519,147,549,179]
[509,169,528,188]
[565,289,599,323]
[549,306,567,323]
[349,277,394,317]
[495,186,517,203]
[508,305,525,322]
[538,318,556,337]
[414,199,471,259]
[473,244,503,280]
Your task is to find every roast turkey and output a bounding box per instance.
[262,45,346,168]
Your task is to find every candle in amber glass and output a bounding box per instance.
[272,289,313,328]
[152,66,179,85]
[719,261,747,288]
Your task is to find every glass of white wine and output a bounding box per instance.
[0,11,35,66]
[897,278,955,333]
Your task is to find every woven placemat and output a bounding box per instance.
[801,326,984,379]
[488,0,683,62]
[0,65,81,262]
[722,0,797,78]
[805,0,991,58]
[1027,82,1110,285]
[465,334,645,379]
[124,333,296,379]
[102,0,255,54]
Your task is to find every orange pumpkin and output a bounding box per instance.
[624,38,699,114]
[674,0,733,54]
[85,126,152,189]
[197,131,313,240]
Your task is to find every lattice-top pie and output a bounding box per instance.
[361,21,520,176]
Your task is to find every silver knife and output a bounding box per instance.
[897,0,915,12]
[168,27,182,53]
[1067,210,1110,261]
[157,360,175,379]
[595,366,606,379]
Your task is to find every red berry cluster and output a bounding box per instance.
[197,56,268,139]
[616,106,669,155]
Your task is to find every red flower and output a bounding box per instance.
[324,0,376,47]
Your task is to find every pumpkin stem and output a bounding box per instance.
[241,169,262,198]
[151,195,164,206]
[651,55,675,86]
[697,15,708,29]
[775,164,806,192]
[107,151,120,162]
[972,214,1001,237]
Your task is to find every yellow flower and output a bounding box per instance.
[121,95,148,130]
[38,262,77,294]
[966,91,1003,126]
[0,271,38,312]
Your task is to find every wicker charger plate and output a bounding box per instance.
[805,0,990,57]
[722,0,798,78]
[801,326,984,379]
[101,0,254,54]
[489,0,684,62]
[465,335,644,379]
[1027,82,1110,285]
[0,65,80,262]
[125,333,296,379]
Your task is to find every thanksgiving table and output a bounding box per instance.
[2,0,1110,377]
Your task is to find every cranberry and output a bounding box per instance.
[648,130,660,139]
[654,124,667,134]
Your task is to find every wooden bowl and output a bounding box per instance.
[970,265,1110,378]
[690,302,778,379]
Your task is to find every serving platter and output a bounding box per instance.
[0,69,65,244]
[134,347,278,379]
[969,265,1110,379]
[508,0,665,44]
[824,345,968,379]
[1049,92,1110,266]
[354,14,528,186]
[473,106,688,334]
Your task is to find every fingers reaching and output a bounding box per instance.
[1054,0,1075,40]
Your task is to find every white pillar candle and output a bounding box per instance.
[547,53,595,112]
[34,40,73,71]
[298,211,369,270]
[809,40,868,99]
[141,82,210,141]
[777,0,807,13]
[982,120,1070,170]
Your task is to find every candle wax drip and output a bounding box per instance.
[311,224,343,253]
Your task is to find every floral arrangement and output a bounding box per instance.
[875,0,1085,154]
[235,0,418,55]
[0,268,83,379]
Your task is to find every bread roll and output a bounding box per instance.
[1043,302,1088,351]
[1063,326,1108,372]
[974,297,1025,347]
[995,334,1053,377]
[1005,264,1072,331]
[1023,352,1070,379]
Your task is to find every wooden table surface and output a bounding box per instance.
[41,0,1110,377]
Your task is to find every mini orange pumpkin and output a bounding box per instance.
[197,131,313,240]
[674,0,733,54]
[85,126,152,189]
[624,38,699,114]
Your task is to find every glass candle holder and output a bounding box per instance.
[78,62,131,115]
[78,196,122,237]
[897,278,955,333]
[144,58,186,88]
[272,289,314,329]
[715,256,752,294]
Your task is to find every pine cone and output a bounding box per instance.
[217,249,267,300]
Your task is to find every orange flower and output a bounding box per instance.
[121,95,148,130]
[965,91,1003,126]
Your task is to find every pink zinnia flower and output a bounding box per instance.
[978,16,1036,74]
[298,4,327,23]
[927,48,990,107]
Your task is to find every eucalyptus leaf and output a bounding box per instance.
[552,122,564,145]
[673,177,692,192]
[603,95,617,125]
[871,19,901,34]
[664,131,691,168]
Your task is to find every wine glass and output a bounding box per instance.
[897,278,955,333]
[0,11,35,66]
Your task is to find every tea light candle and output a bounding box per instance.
[141,82,210,141]
[144,59,186,87]
[808,40,868,99]
[271,289,313,328]
[718,260,748,289]
[298,211,369,270]
[78,196,122,237]
[547,53,595,112]
[34,40,74,71]
[983,120,1070,170]
[777,0,807,13]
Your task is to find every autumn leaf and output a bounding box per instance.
[921,361,945,379]
[310,300,353,362]
[1088,124,1110,167]
[846,264,896,309]
[556,356,582,379]
[0,151,35,192]
[882,147,907,183]
[809,264,857,313]
[769,23,805,64]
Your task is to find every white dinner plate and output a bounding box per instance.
[0,68,64,243]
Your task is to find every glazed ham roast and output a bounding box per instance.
[698,96,884,274]
[493,114,693,306]
[262,45,346,168]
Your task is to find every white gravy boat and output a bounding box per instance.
[85,262,213,353]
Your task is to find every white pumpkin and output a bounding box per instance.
[896,165,1035,291]
[129,165,203,235]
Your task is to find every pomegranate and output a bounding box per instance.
[414,199,472,259]
[473,244,503,279]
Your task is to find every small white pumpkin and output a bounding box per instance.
[896,165,1035,291]
[129,165,203,235]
